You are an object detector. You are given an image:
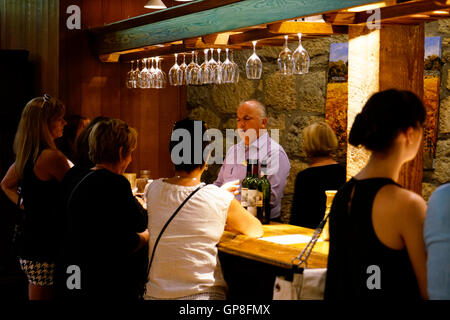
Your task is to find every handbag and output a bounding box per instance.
[11,180,25,256]
[273,214,329,300]
[144,184,204,296]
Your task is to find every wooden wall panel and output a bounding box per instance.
[379,24,424,195]
[59,0,187,178]
[0,0,59,96]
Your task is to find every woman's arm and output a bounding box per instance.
[225,199,263,238]
[1,163,19,205]
[133,229,149,253]
[399,191,428,299]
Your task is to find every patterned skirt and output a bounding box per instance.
[19,258,55,286]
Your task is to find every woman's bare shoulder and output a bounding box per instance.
[39,148,66,161]
[377,184,426,218]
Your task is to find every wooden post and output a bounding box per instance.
[348,23,424,195]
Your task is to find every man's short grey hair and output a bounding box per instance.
[240,99,267,119]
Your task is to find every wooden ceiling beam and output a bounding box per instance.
[324,0,450,24]
[120,44,188,62]
[89,0,246,36]
[228,22,347,46]
[228,29,276,45]
[268,21,348,35]
[92,0,382,55]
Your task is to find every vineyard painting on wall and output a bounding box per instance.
[325,37,442,168]
[325,42,348,164]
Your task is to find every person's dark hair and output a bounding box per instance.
[169,118,211,173]
[56,114,88,160]
[72,116,110,167]
[349,89,426,152]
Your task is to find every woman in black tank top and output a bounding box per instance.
[325,89,428,299]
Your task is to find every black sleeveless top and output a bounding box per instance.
[324,178,421,299]
[20,150,63,261]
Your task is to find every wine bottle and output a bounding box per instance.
[258,160,271,224]
[240,160,252,209]
[247,159,259,217]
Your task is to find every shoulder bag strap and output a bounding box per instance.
[292,211,330,271]
[17,180,23,209]
[146,184,204,279]
[66,170,96,210]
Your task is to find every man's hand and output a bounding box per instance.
[221,179,240,196]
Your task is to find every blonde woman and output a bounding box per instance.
[1,95,70,300]
[290,121,346,228]
[57,119,148,300]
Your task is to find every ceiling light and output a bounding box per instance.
[144,0,167,9]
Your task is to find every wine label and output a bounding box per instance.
[257,191,263,207]
[241,187,248,207]
[247,189,257,207]
[247,189,258,216]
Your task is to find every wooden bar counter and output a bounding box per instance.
[219,223,329,269]
[217,223,329,299]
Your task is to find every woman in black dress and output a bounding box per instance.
[1,95,70,300]
[290,121,346,229]
[325,89,428,299]
[57,118,149,299]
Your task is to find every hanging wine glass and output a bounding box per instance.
[139,58,150,88]
[179,53,188,85]
[154,57,167,89]
[201,49,211,84]
[148,58,156,88]
[246,41,262,80]
[169,53,182,86]
[126,60,137,88]
[132,59,141,87]
[186,51,202,86]
[209,48,221,84]
[293,33,310,75]
[222,48,234,83]
[230,50,240,83]
[278,35,294,76]
[215,48,223,84]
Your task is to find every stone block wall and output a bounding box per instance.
[422,20,450,200]
[187,21,450,222]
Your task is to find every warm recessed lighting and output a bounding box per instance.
[432,10,449,15]
[347,1,388,12]
[144,0,167,9]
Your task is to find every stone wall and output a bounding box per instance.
[422,20,450,200]
[187,21,450,222]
